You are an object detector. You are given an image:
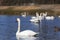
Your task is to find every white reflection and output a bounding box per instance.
[18,37,38,40]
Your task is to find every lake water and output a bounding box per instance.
[0,15,60,40]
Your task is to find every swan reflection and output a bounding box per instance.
[18,37,38,40]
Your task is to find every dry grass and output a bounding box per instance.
[0,5,60,16]
[0,5,60,11]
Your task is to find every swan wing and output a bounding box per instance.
[20,30,37,36]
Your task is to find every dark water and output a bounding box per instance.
[0,15,60,40]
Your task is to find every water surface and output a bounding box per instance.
[0,15,60,40]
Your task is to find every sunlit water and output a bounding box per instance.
[0,15,60,40]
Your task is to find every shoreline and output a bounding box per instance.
[0,5,60,16]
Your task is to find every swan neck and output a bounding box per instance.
[36,13,39,19]
[17,20,20,32]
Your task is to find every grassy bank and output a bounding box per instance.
[0,5,60,16]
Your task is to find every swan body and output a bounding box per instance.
[30,16,38,23]
[22,15,26,17]
[21,12,26,17]
[45,16,54,20]
[16,18,37,40]
[16,30,37,37]
[31,16,36,19]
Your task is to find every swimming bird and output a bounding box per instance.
[30,12,39,23]
[21,12,26,17]
[16,18,37,40]
[45,16,54,20]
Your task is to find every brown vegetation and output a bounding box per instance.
[0,5,60,16]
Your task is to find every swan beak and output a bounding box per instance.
[34,34,39,37]
[16,20,17,22]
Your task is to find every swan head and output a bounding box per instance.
[17,18,20,22]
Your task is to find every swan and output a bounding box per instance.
[21,12,26,17]
[30,12,47,23]
[30,12,39,23]
[30,16,38,23]
[45,16,54,20]
[16,18,38,40]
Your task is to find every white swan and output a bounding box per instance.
[30,16,38,23]
[45,16,54,20]
[16,18,37,40]
[30,12,39,23]
[21,12,26,17]
[30,12,47,23]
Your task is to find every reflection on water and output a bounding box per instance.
[0,15,60,40]
[19,37,39,40]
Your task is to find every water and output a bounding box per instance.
[0,15,60,40]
